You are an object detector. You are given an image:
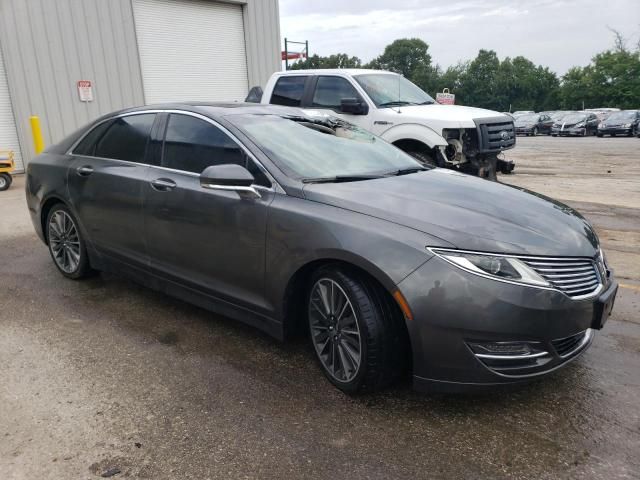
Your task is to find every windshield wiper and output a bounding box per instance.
[302,174,383,184]
[378,101,418,107]
[386,167,428,176]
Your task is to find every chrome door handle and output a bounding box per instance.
[150,178,177,191]
[76,165,94,176]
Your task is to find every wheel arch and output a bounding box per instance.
[40,195,69,244]
[281,256,413,370]
[381,123,447,148]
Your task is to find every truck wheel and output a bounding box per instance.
[407,150,437,168]
[0,173,12,191]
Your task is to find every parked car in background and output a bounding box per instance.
[585,108,620,123]
[514,113,554,136]
[597,110,640,137]
[25,103,617,394]
[257,69,516,179]
[551,112,599,136]
[512,110,534,117]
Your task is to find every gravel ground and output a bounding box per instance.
[1,136,639,480]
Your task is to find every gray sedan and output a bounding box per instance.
[25,103,618,394]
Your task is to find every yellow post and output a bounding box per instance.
[30,115,45,155]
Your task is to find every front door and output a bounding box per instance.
[306,75,374,132]
[67,113,157,264]
[143,113,274,312]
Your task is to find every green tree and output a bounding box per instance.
[290,53,362,70]
[366,38,433,80]
[456,49,501,109]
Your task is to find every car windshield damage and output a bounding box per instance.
[228,114,426,183]
[354,74,435,108]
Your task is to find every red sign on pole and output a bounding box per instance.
[77,80,93,102]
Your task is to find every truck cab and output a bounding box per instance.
[258,69,516,179]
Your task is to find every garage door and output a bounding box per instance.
[0,44,23,172]
[132,0,249,104]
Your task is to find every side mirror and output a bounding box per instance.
[340,98,368,115]
[200,164,261,199]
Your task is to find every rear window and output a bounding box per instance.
[94,114,156,163]
[270,76,307,107]
[72,120,112,156]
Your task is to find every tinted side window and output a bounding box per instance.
[271,76,307,106]
[163,114,271,187]
[94,114,156,163]
[312,76,361,110]
[73,120,112,156]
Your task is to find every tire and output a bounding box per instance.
[532,127,538,136]
[0,173,12,191]
[46,204,93,279]
[406,150,437,168]
[597,133,603,137]
[306,265,406,394]
[611,133,616,137]
[551,134,557,137]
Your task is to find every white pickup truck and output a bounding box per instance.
[250,69,515,180]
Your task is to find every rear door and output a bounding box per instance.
[67,113,157,265]
[143,112,275,312]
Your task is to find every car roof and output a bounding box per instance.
[273,68,395,76]
[103,102,304,119]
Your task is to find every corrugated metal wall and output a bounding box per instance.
[0,0,281,170]
[243,0,281,90]
[0,0,145,170]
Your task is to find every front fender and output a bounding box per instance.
[264,194,452,320]
[380,123,448,148]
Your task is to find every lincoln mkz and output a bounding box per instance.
[26,104,618,393]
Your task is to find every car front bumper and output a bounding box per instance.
[398,255,617,392]
[598,127,633,135]
[552,127,585,136]
[515,127,534,135]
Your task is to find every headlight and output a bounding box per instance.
[429,248,550,287]
[598,124,605,129]
[575,122,585,127]
[622,123,632,128]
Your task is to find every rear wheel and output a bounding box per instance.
[46,204,93,279]
[307,266,405,394]
[0,173,11,191]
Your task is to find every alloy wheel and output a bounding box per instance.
[0,176,6,189]
[308,278,362,383]
[48,210,81,274]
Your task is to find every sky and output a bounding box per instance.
[279,0,640,75]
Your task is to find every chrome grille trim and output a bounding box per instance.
[519,256,602,299]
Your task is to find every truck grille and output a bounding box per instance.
[519,257,602,298]
[474,116,516,152]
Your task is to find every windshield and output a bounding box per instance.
[606,111,637,122]
[354,74,435,107]
[228,114,422,181]
[515,114,539,124]
[550,112,569,121]
[562,113,588,123]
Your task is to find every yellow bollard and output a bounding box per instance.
[30,116,45,155]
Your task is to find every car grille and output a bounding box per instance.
[552,329,593,358]
[519,256,602,298]
[474,116,516,152]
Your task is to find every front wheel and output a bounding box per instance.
[46,204,94,279]
[0,173,12,191]
[307,266,405,394]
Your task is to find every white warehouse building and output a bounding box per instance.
[0,0,281,172]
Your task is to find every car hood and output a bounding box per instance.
[302,169,599,257]
[378,104,510,128]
